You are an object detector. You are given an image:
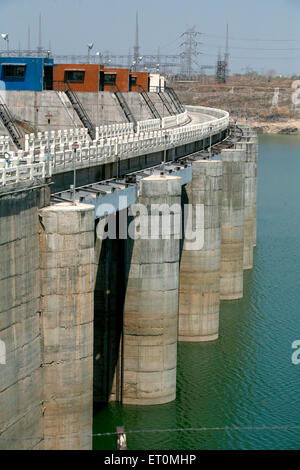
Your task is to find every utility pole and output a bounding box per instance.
[180,26,202,79]
[27,26,31,52]
[37,13,42,55]
[133,10,141,71]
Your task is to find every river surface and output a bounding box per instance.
[93,134,300,450]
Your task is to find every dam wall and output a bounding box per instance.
[0,98,258,450]
[0,90,177,136]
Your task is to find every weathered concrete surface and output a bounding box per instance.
[220,149,246,300]
[179,160,222,342]
[1,90,176,133]
[39,202,95,450]
[248,135,258,247]
[122,175,181,405]
[0,185,50,450]
[235,140,257,269]
[238,127,258,248]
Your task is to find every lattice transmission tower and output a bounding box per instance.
[179,26,202,78]
[132,10,142,71]
[216,24,229,84]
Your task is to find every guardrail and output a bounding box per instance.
[0,162,46,186]
[0,106,229,187]
[0,135,11,154]
[25,128,89,153]
[24,111,189,155]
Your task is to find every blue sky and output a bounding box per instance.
[1,0,300,75]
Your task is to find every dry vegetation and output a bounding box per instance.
[170,74,300,134]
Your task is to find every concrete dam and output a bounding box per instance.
[0,87,258,450]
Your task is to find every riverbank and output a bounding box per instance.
[172,76,300,135]
[244,120,300,135]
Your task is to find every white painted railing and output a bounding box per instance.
[0,106,229,187]
[96,122,134,140]
[23,111,189,155]
[0,135,10,154]
[0,162,45,186]
[24,127,89,153]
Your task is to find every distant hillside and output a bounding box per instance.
[171,75,300,134]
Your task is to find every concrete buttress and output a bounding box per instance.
[235,140,257,269]
[178,160,222,342]
[220,149,246,300]
[39,202,95,450]
[122,175,181,405]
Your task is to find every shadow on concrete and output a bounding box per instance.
[93,209,133,406]
[179,185,189,265]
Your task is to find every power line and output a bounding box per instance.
[203,43,300,51]
[202,32,300,42]
[1,424,300,441]
[202,52,300,60]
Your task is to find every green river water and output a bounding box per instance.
[93,134,300,450]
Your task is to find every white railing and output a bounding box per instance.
[136,118,161,133]
[161,110,188,128]
[23,111,189,156]
[96,122,134,140]
[0,162,45,186]
[24,127,89,153]
[0,106,229,187]
[0,135,10,154]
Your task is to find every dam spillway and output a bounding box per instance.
[0,88,258,449]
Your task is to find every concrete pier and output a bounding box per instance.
[220,149,246,300]
[243,133,258,247]
[39,203,95,450]
[122,175,181,405]
[0,186,49,450]
[236,140,257,268]
[178,160,222,342]
[248,136,258,247]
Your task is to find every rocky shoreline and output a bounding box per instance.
[238,121,300,135]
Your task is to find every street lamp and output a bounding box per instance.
[45,112,53,176]
[72,141,79,204]
[96,51,102,126]
[234,120,237,148]
[1,33,9,53]
[209,124,213,158]
[4,151,11,168]
[163,130,168,169]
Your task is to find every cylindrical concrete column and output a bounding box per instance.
[235,141,257,269]
[248,136,258,247]
[220,149,246,300]
[0,186,49,450]
[39,202,95,450]
[122,175,181,405]
[178,160,222,342]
